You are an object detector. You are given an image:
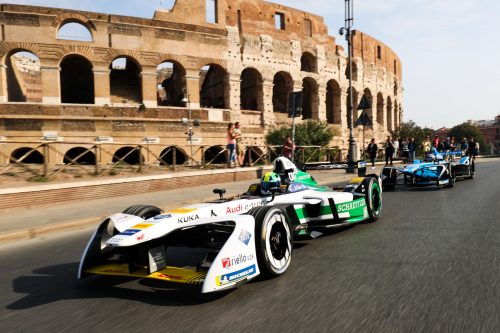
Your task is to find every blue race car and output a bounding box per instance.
[381,148,475,190]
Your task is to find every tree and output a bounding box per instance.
[391,120,433,155]
[266,120,336,161]
[448,123,487,154]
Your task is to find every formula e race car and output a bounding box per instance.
[381,148,475,190]
[78,157,382,293]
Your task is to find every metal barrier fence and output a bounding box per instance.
[0,140,344,181]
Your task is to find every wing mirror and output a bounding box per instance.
[213,188,226,200]
[269,187,281,202]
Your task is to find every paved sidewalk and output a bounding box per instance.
[0,166,367,243]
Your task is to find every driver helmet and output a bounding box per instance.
[260,172,281,194]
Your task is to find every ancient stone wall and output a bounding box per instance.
[0,0,403,164]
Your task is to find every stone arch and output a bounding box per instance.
[200,63,229,109]
[112,146,144,165]
[52,13,96,31]
[57,21,93,42]
[60,54,94,104]
[204,145,226,164]
[376,92,385,127]
[110,56,142,104]
[301,52,317,73]
[326,79,341,124]
[5,49,42,102]
[346,87,359,128]
[386,96,393,132]
[272,71,293,113]
[361,88,374,124]
[302,77,319,120]
[156,60,186,107]
[160,146,188,166]
[240,67,263,111]
[10,147,44,164]
[345,60,358,82]
[63,147,96,165]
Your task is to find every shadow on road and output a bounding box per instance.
[7,262,233,310]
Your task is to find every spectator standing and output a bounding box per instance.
[385,136,395,166]
[393,137,399,158]
[226,123,237,167]
[443,137,451,160]
[460,137,468,156]
[367,138,378,168]
[449,137,457,161]
[422,136,431,160]
[433,135,440,150]
[401,138,409,163]
[233,122,245,166]
[408,137,416,163]
[282,136,295,160]
[468,138,478,161]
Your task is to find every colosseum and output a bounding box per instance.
[0,0,402,167]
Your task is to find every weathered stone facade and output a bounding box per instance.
[0,0,403,165]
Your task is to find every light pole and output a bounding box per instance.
[339,0,357,173]
[181,95,194,166]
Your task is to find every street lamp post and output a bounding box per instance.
[181,95,194,166]
[339,0,357,173]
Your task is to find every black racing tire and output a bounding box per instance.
[247,206,293,277]
[444,165,455,188]
[364,177,382,222]
[122,205,163,219]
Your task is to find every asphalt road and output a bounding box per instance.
[0,161,499,332]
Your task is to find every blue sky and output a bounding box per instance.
[7,0,500,128]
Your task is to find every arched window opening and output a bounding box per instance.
[272,71,293,113]
[204,145,226,164]
[112,147,143,165]
[386,97,393,132]
[326,80,341,124]
[302,77,318,120]
[200,64,229,109]
[244,146,264,166]
[240,68,263,111]
[157,61,186,107]
[57,22,93,42]
[377,93,385,127]
[160,146,188,166]
[360,88,373,125]
[60,55,94,104]
[110,57,142,104]
[10,147,44,164]
[6,51,41,102]
[300,52,317,73]
[345,61,358,82]
[394,81,398,96]
[63,147,96,165]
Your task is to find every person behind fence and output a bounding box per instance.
[401,137,409,163]
[234,122,245,167]
[393,136,399,158]
[385,136,395,166]
[282,136,295,160]
[408,137,416,163]
[226,123,237,167]
[367,138,378,168]
[422,135,431,160]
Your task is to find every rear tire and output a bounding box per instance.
[248,206,293,277]
[364,178,382,222]
[122,205,163,219]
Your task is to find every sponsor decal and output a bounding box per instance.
[348,177,365,184]
[168,208,197,214]
[221,253,254,269]
[216,264,256,286]
[154,214,172,220]
[296,174,311,181]
[337,200,366,213]
[131,223,153,229]
[238,229,252,245]
[177,214,199,223]
[155,273,183,280]
[136,233,145,241]
[119,229,141,236]
[226,201,266,215]
[211,210,217,217]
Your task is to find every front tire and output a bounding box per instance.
[122,205,163,219]
[364,178,382,222]
[248,206,293,277]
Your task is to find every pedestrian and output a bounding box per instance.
[226,123,236,167]
[468,138,478,161]
[401,137,409,163]
[408,137,416,163]
[282,136,295,160]
[449,137,457,161]
[385,136,395,166]
[422,135,431,161]
[367,138,378,168]
[234,122,245,166]
[433,135,440,150]
[460,137,468,156]
[393,137,399,158]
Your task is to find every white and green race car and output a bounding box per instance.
[78,157,382,293]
